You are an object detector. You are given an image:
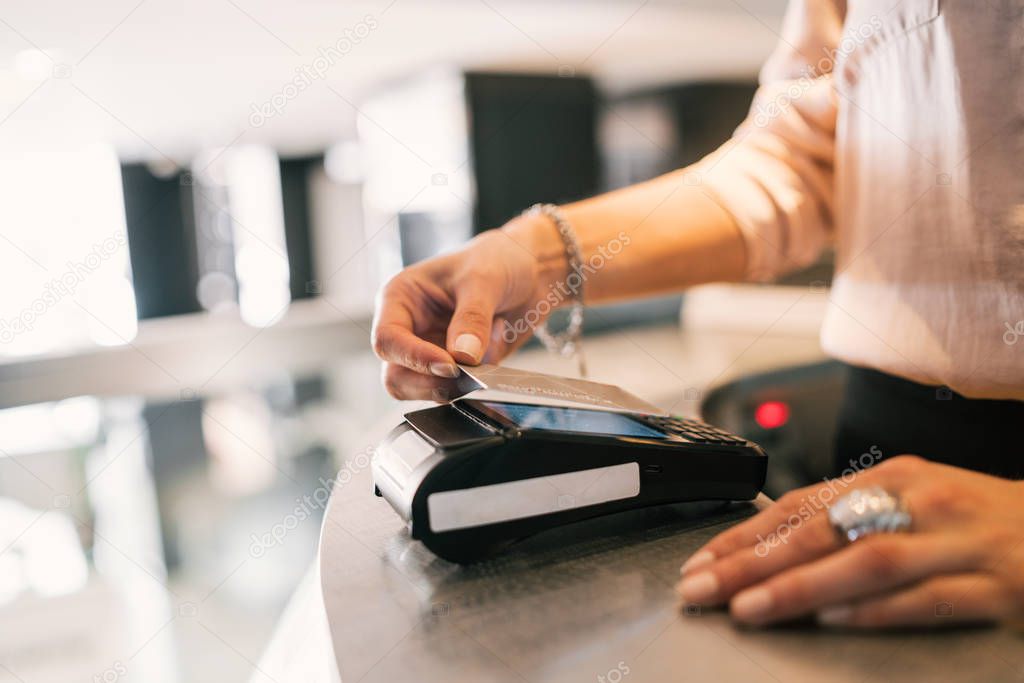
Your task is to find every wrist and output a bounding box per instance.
[500,211,572,297]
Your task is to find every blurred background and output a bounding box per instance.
[0,1,845,680]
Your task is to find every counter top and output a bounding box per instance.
[316,466,1023,683]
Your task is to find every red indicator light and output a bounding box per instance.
[755,401,790,429]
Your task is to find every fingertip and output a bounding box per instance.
[730,587,774,624]
[374,322,457,376]
[677,571,719,605]
[680,550,716,576]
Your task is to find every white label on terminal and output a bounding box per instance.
[427,462,641,532]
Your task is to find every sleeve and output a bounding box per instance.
[696,0,844,281]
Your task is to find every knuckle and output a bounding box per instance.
[704,529,742,556]
[708,521,764,557]
[371,326,392,359]
[776,490,799,508]
[916,477,985,527]
[455,307,489,330]
[877,454,925,477]
[377,274,406,301]
[914,481,963,517]
[776,490,806,513]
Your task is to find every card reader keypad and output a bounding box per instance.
[645,416,747,445]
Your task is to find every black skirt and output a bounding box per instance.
[833,365,1024,480]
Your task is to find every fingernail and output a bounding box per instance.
[676,571,719,604]
[731,587,773,623]
[453,334,482,362]
[680,550,715,576]
[429,362,459,378]
[817,605,852,626]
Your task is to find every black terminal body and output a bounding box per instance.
[372,399,767,563]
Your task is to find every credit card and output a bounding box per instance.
[453,363,666,415]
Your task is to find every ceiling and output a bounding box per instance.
[0,0,786,160]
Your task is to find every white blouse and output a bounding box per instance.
[698,0,1024,400]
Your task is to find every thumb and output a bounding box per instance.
[446,282,497,365]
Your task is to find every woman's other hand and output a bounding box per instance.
[677,455,1024,628]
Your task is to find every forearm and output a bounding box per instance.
[502,166,748,304]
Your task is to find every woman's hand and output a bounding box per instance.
[371,216,556,401]
[677,455,1024,628]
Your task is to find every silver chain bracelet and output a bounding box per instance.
[525,203,587,377]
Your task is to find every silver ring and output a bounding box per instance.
[828,486,912,543]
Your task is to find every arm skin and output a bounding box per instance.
[506,167,748,305]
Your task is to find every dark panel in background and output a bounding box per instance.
[121,163,201,319]
[667,82,758,165]
[636,81,833,286]
[465,73,599,233]
[397,212,469,267]
[279,156,320,300]
[582,81,759,333]
[602,81,757,185]
[143,398,208,569]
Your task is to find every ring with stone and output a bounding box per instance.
[828,486,912,543]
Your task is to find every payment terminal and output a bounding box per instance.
[372,364,767,563]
